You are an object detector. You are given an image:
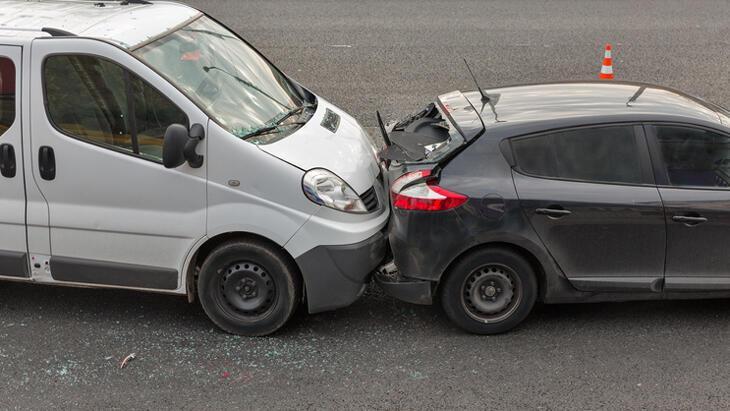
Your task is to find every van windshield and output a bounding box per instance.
[134,16,310,143]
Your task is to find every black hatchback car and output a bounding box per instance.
[376,81,730,334]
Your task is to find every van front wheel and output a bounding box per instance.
[198,240,301,336]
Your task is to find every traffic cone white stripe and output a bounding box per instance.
[599,43,614,80]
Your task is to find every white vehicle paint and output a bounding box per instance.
[0,1,389,334]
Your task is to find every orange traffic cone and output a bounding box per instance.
[599,44,614,80]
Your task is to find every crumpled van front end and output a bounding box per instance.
[203,96,390,316]
[133,10,389,332]
[202,99,390,313]
[260,98,391,313]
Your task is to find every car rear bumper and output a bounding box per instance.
[373,261,433,305]
[388,206,467,282]
[295,230,387,314]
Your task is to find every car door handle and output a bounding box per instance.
[0,143,16,178]
[672,215,708,226]
[38,146,56,181]
[535,207,572,218]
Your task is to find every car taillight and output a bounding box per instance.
[390,169,468,211]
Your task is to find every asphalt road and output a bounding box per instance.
[3,1,730,409]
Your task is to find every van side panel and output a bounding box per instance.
[27,38,209,292]
[205,121,317,248]
[0,44,30,278]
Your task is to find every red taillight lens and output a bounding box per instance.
[390,170,468,211]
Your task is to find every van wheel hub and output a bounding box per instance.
[462,264,521,322]
[221,262,276,314]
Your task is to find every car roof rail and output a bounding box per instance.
[52,0,154,5]
[42,27,77,37]
[37,0,153,4]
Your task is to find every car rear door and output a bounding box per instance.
[511,124,666,292]
[646,124,730,291]
[0,45,28,279]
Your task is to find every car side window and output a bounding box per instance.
[652,125,730,188]
[44,55,188,162]
[0,56,16,137]
[512,126,643,185]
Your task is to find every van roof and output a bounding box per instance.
[0,0,201,49]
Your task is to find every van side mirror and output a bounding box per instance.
[163,123,205,169]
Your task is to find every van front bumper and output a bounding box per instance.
[295,230,387,314]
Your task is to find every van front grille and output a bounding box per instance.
[360,186,379,212]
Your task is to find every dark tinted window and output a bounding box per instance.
[130,76,189,161]
[511,133,557,177]
[44,55,187,162]
[512,126,642,184]
[653,125,730,188]
[0,56,16,137]
[45,55,133,152]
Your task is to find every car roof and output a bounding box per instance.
[0,0,200,49]
[464,81,728,133]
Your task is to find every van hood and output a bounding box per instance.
[256,98,381,194]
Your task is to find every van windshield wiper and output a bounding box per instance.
[239,121,308,140]
[233,104,315,140]
[238,104,316,140]
[203,65,291,110]
[182,28,235,40]
[275,103,316,125]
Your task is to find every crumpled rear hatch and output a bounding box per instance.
[380,90,485,164]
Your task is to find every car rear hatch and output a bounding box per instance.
[379,90,485,166]
[374,90,486,302]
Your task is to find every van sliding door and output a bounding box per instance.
[0,45,29,279]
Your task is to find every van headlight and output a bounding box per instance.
[302,169,367,213]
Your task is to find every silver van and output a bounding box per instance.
[0,1,388,335]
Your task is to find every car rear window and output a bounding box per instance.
[512,125,643,185]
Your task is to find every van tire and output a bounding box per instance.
[198,240,301,336]
[440,248,537,334]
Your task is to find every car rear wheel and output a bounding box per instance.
[440,248,537,334]
[198,240,301,336]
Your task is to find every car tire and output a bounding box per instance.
[440,247,537,334]
[198,240,301,336]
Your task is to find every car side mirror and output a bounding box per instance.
[163,123,205,169]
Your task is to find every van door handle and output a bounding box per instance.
[0,143,16,178]
[535,207,572,218]
[672,215,708,226]
[38,146,56,181]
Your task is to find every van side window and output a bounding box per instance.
[0,56,16,137]
[130,75,189,161]
[44,55,188,162]
[512,126,643,185]
[652,125,730,188]
[44,55,134,152]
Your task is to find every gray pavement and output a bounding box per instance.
[3,1,730,409]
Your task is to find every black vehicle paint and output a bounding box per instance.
[378,81,730,325]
